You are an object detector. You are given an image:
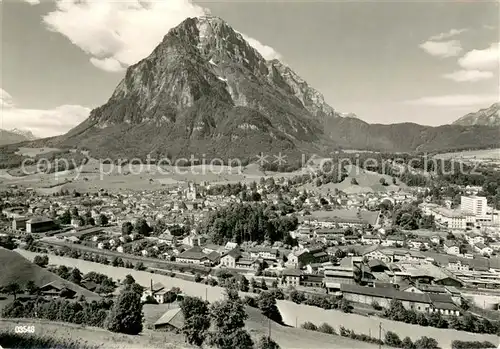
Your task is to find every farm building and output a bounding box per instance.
[154,307,184,332]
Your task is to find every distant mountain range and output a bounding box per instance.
[15,17,500,160]
[452,103,500,127]
[0,128,37,146]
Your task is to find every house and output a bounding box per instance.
[430,235,441,245]
[361,235,380,245]
[444,240,460,255]
[282,268,302,287]
[382,236,405,247]
[154,307,184,331]
[176,246,209,264]
[474,243,493,256]
[363,248,392,263]
[408,238,430,250]
[39,281,76,298]
[142,282,169,303]
[301,274,324,288]
[220,248,243,268]
[465,232,485,246]
[249,247,279,260]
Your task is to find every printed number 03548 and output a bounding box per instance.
[14,326,35,334]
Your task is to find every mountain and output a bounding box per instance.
[0,128,37,146]
[452,103,500,127]
[27,16,500,160]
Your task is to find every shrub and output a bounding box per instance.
[371,300,382,310]
[385,331,402,348]
[402,337,415,349]
[452,341,496,349]
[318,323,336,335]
[301,322,318,331]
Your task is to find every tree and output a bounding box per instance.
[3,282,21,300]
[257,291,282,323]
[208,288,254,349]
[180,296,210,347]
[239,275,249,292]
[123,274,135,286]
[69,268,82,285]
[260,278,268,290]
[379,178,388,186]
[257,335,281,349]
[134,262,146,271]
[133,218,151,236]
[271,279,278,289]
[250,277,258,290]
[0,235,17,250]
[33,255,49,268]
[121,222,133,235]
[25,280,38,295]
[96,214,109,226]
[335,249,346,259]
[288,289,305,304]
[70,206,79,218]
[318,323,336,334]
[340,299,351,313]
[105,290,143,335]
[414,336,439,349]
[351,178,359,185]
[402,337,415,349]
[385,331,402,347]
[194,273,203,283]
[392,177,397,185]
[59,210,71,224]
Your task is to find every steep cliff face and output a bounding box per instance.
[42,16,499,160]
[452,103,500,127]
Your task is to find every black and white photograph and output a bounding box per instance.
[0,0,499,348]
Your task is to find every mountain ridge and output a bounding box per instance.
[0,128,37,146]
[452,102,500,127]
[17,16,500,160]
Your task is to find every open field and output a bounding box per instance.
[298,165,407,194]
[16,249,499,349]
[434,148,500,160]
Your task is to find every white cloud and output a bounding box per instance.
[241,34,282,60]
[405,94,499,108]
[0,88,14,108]
[458,43,499,71]
[2,105,91,138]
[90,57,124,72]
[0,88,90,137]
[429,28,468,41]
[442,70,494,82]
[23,0,41,4]
[42,0,281,72]
[419,40,462,58]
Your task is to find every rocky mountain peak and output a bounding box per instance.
[452,102,500,127]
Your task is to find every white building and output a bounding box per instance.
[461,196,487,216]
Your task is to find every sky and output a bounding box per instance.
[0,0,498,137]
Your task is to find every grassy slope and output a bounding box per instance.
[0,318,190,349]
[0,248,99,298]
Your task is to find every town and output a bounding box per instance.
[1,168,500,348]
